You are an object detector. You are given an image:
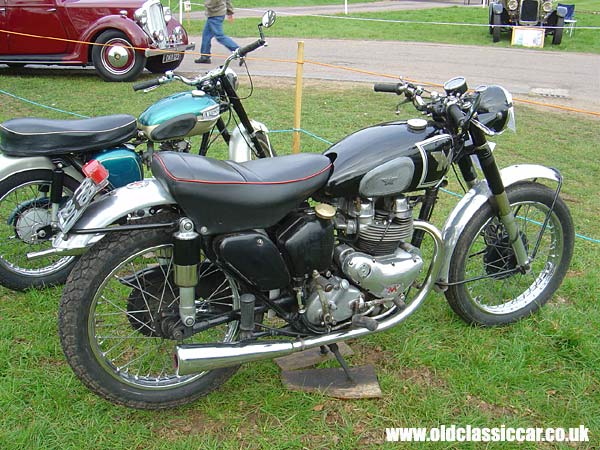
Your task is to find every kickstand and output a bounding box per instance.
[328,343,356,384]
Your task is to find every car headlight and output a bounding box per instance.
[164,7,172,22]
[508,0,518,10]
[134,8,148,25]
[542,1,552,12]
[173,26,184,41]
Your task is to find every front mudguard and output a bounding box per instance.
[228,120,271,162]
[437,164,562,287]
[50,178,176,256]
[0,154,82,184]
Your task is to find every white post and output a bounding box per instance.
[344,0,348,15]
[179,0,183,24]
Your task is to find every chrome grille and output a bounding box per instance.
[520,0,539,22]
[147,2,169,47]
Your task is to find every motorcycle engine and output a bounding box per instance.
[301,196,424,327]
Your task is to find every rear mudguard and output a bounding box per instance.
[51,178,176,256]
[437,164,562,287]
[0,154,82,184]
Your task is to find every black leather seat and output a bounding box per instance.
[0,114,137,156]
[152,151,333,234]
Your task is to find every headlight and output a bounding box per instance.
[164,7,172,22]
[134,8,148,25]
[173,26,184,41]
[542,1,552,12]
[473,85,516,135]
[507,0,518,10]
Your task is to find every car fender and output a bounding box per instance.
[437,164,562,287]
[78,16,151,62]
[50,178,176,256]
[0,154,82,185]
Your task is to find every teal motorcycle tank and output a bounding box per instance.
[138,90,221,141]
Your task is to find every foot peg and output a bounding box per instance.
[352,314,379,331]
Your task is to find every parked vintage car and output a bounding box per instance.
[489,0,567,45]
[0,0,194,81]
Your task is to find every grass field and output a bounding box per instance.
[186,3,600,54]
[0,72,598,448]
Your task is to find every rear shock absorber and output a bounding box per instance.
[174,218,200,327]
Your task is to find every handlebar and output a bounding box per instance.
[132,78,162,91]
[132,38,267,93]
[373,83,404,94]
[447,103,466,129]
[237,39,265,58]
[374,79,473,130]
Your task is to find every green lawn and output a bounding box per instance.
[195,4,600,53]
[0,73,599,448]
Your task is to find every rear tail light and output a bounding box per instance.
[82,160,110,186]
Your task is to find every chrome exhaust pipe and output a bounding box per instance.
[175,222,444,376]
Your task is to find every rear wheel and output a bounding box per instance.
[0,170,79,291]
[59,214,244,409]
[445,182,574,326]
[552,16,564,45]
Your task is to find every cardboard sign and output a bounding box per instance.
[511,27,545,48]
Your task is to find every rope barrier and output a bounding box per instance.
[1,87,598,244]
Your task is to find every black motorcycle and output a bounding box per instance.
[43,76,574,409]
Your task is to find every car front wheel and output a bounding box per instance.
[552,16,564,45]
[492,13,502,43]
[92,30,146,82]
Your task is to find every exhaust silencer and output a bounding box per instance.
[175,222,444,376]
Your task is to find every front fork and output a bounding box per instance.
[471,128,530,270]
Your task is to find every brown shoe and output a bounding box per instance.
[194,56,211,64]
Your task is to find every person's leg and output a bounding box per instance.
[200,19,214,56]
[210,16,239,51]
[196,19,214,63]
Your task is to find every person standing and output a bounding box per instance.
[195,0,239,64]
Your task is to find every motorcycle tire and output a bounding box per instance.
[0,169,80,291]
[445,182,574,326]
[255,130,277,157]
[59,213,245,409]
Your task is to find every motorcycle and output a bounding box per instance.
[38,75,574,409]
[0,11,276,291]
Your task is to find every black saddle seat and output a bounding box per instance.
[0,114,137,157]
[152,151,333,234]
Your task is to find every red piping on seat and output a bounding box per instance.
[154,155,333,185]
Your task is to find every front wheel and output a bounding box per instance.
[552,16,564,45]
[445,182,574,326]
[59,214,243,409]
[92,30,146,82]
[492,13,502,43]
[0,169,80,291]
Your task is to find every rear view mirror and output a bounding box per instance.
[262,10,276,28]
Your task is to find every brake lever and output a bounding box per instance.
[395,98,411,114]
